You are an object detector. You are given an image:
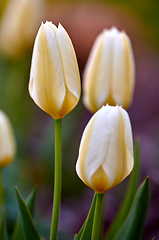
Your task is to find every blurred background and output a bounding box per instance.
[0,0,159,239]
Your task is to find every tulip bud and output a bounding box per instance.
[29,21,81,119]
[0,111,16,168]
[0,0,43,57]
[83,27,135,113]
[76,105,133,193]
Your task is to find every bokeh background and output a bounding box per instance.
[0,0,159,239]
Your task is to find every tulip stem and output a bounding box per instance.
[91,193,104,240]
[50,119,62,240]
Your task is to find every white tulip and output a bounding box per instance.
[83,27,135,113]
[29,21,81,119]
[0,0,43,57]
[76,105,133,193]
[0,111,16,168]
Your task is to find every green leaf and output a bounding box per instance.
[0,211,7,240]
[25,186,37,215]
[105,139,140,240]
[77,193,97,240]
[15,186,41,240]
[73,234,78,240]
[12,187,37,240]
[113,177,150,240]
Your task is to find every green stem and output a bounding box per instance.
[0,170,4,209]
[91,193,104,240]
[50,119,62,240]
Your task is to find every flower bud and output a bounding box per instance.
[0,111,16,168]
[0,0,43,57]
[83,27,135,113]
[29,21,81,119]
[76,105,133,193]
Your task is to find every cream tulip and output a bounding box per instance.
[0,0,43,57]
[83,27,135,113]
[76,105,133,193]
[0,111,16,168]
[29,21,81,119]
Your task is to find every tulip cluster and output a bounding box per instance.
[28,21,135,195]
[27,20,136,240]
[0,3,150,238]
[76,27,135,193]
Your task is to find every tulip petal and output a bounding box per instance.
[59,89,79,118]
[113,32,135,109]
[91,165,110,193]
[76,111,98,190]
[56,24,81,101]
[119,107,134,178]
[83,32,105,112]
[101,107,133,188]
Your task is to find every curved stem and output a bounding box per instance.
[91,193,104,240]
[50,119,62,240]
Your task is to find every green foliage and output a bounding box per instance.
[15,187,41,240]
[77,193,97,240]
[105,139,140,240]
[0,211,7,240]
[73,235,78,240]
[113,177,150,240]
[12,186,37,240]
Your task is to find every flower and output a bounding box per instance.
[76,105,134,193]
[29,21,81,119]
[0,0,43,57]
[0,111,16,168]
[83,27,135,113]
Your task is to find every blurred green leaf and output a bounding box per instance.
[114,177,150,240]
[105,139,140,240]
[0,211,7,240]
[73,234,78,240]
[15,187,40,240]
[77,193,97,240]
[0,170,5,213]
[12,186,37,240]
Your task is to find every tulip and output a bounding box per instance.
[0,111,16,168]
[0,0,43,57]
[29,21,81,119]
[83,27,135,113]
[76,105,133,193]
